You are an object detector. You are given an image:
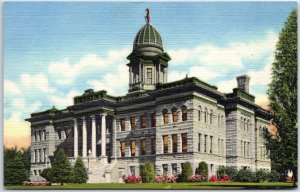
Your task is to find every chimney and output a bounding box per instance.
[236,75,250,93]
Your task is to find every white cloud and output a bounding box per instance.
[4,80,21,95]
[7,99,42,122]
[217,79,237,93]
[48,90,81,109]
[168,31,278,69]
[20,73,55,93]
[48,48,130,85]
[248,59,273,87]
[87,64,129,96]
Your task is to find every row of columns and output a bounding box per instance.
[73,113,107,158]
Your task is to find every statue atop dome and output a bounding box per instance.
[145,8,150,24]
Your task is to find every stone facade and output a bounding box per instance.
[26,18,271,183]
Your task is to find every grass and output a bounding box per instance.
[4,182,296,190]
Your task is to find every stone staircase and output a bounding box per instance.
[84,158,117,183]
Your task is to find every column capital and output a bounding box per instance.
[81,116,86,120]
[101,113,107,117]
[90,115,96,119]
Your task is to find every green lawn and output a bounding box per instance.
[4,182,296,190]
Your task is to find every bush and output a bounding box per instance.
[155,173,177,183]
[188,174,205,182]
[217,166,237,180]
[219,174,231,182]
[140,161,156,183]
[72,156,88,184]
[255,169,269,182]
[122,175,142,183]
[195,162,208,181]
[178,162,193,182]
[268,170,280,182]
[233,169,256,182]
[209,174,218,182]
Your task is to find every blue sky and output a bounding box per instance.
[3,2,296,147]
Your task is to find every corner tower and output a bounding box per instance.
[127,9,171,93]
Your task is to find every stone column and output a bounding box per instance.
[37,149,40,162]
[91,115,96,157]
[129,66,132,85]
[111,117,117,161]
[101,113,107,157]
[158,64,161,83]
[73,118,78,158]
[32,150,35,163]
[82,117,87,157]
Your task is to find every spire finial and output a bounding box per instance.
[145,8,150,24]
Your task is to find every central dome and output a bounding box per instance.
[133,24,164,56]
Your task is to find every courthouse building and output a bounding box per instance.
[26,12,271,183]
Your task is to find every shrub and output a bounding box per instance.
[255,169,269,182]
[72,156,88,184]
[178,162,193,182]
[188,174,205,182]
[209,174,218,182]
[195,162,208,181]
[122,175,142,183]
[219,174,230,182]
[140,161,156,183]
[40,168,52,181]
[234,169,256,182]
[155,173,177,183]
[217,166,237,180]
[268,170,280,182]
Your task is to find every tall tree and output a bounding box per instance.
[72,156,88,184]
[50,148,73,185]
[266,9,297,179]
[4,152,28,185]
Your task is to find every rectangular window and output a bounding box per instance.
[172,111,178,122]
[141,115,147,128]
[163,111,169,124]
[120,119,125,131]
[130,117,136,130]
[172,164,178,175]
[131,140,136,156]
[163,135,168,154]
[172,134,178,153]
[198,134,201,152]
[147,68,152,84]
[182,108,188,121]
[130,166,135,176]
[163,164,168,174]
[151,113,156,127]
[141,139,147,155]
[120,141,125,157]
[182,133,188,152]
[204,135,207,153]
[210,136,213,154]
[151,137,156,155]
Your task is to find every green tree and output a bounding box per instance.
[72,156,88,184]
[217,166,237,180]
[140,160,156,183]
[4,154,28,185]
[50,149,73,185]
[178,162,193,182]
[195,161,208,181]
[266,9,297,181]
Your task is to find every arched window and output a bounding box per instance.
[39,130,42,141]
[162,109,169,124]
[244,118,246,131]
[210,110,213,124]
[204,108,208,123]
[198,106,202,121]
[181,106,188,121]
[221,115,224,126]
[172,107,178,122]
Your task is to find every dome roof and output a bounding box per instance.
[133,24,163,56]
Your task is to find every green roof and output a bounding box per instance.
[133,24,163,50]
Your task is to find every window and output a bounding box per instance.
[147,68,152,84]
[204,135,207,153]
[151,138,156,154]
[151,113,156,127]
[198,106,202,121]
[120,119,125,131]
[210,110,213,124]
[210,136,213,153]
[120,141,125,157]
[130,166,135,176]
[198,133,201,152]
[172,108,178,122]
[163,109,169,124]
[39,131,42,141]
[246,120,249,131]
[218,115,220,127]
[172,134,178,153]
[163,135,168,154]
[141,115,147,128]
[172,164,178,175]
[248,142,250,157]
[34,170,37,176]
[163,164,168,174]
[130,140,136,156]
[181,106,188,121]
[141,139,147,155]
[244,141,246,157]
[130,117,136,130]
[244,118,246,131]
[204,108,208,123]
[182,133,188,152]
